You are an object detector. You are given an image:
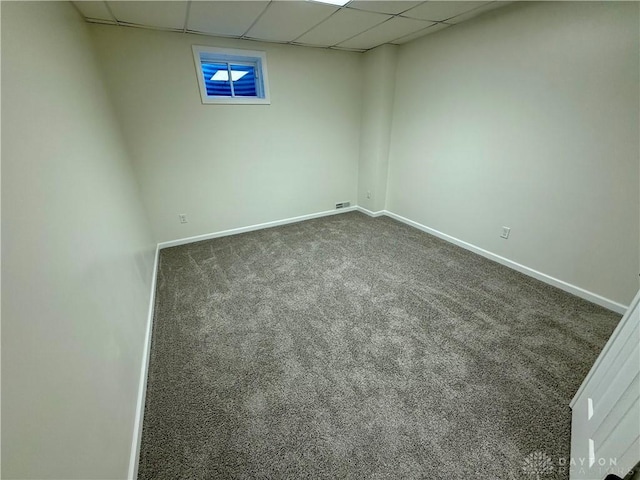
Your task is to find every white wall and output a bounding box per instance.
[387,1,640,306]
[89,25,363,243]
[357,44,397,212]
[1,2,155,478]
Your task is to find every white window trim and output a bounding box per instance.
[192,45,271,105]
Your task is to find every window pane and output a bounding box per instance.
[193,46,269,103]
[202,62,232,97]
[230,64,257,97]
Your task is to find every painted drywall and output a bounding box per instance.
[1,2,156,478]
[387,1,640,306]
[89,25,362,243]
[357,44,397,212]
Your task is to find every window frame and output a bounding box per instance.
[192,45,271,105]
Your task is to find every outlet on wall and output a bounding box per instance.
[366,191,371,199]
[501,226,511,239]
[178,214,188,224]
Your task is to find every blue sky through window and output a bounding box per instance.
[202,63,257,97]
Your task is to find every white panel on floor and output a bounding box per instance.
[570,290,640,480]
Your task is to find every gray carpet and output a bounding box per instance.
[138,212,620,479]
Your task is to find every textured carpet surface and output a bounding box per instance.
[138,212,620,479]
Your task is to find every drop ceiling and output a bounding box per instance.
[73,1,509,52]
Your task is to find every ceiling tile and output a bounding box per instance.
[338,16,432,50]
[391,21,450,44]
[347,1,423,15]
[188,1,269,37]
[446,1,508,24]
[295,8,390,47]
[73,1,114,22]
[245,2,338,43]
[402,1,488,21]
[331,45,367,53]
[107,1,187,29]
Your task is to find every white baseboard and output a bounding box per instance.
[570,289,639,408]
[383,210,628,314]
[128,244,160,480]
[356,206,385,217]
[157,205,626,313]
[158,206,358,249]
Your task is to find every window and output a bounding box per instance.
[192,45,270,105]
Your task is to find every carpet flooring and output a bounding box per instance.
[138,212,621,479]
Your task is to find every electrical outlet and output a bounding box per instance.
[500,226,510,239]
[366,191,371,199]
[178,214,188,224]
